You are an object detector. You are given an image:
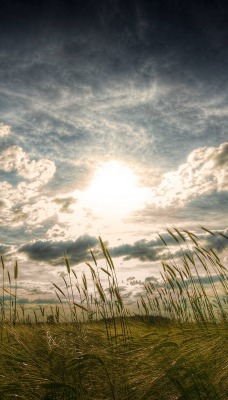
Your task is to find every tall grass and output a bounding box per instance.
[53,237,132,347]
[0,227,227,399]
[140,228,228,326]
[50,228,227,330]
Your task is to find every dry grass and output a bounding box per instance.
[0,227,227,399]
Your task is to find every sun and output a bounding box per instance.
[80,160,150,219]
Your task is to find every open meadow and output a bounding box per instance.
[0,228,227,400]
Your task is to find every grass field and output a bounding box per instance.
[0,228,227,399]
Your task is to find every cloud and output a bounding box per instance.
[107,227,228,264]
[199,227,228,252]
[128,279,143,286]
[127,276,136,281]
[0,243,12,254]
[109,239,161,262]
[184,274,227,286]
[0,123,11,137]
[108,232,184,263]
[0,189,59,228]
[0,145,56,184]
[19,234,99,265]
[145,276,159,283]
[52,197,76,213]
[147,142,228,208]
[0,146,24,172]
[131,191,228,228]
[46,224,70,239]
[18,226,224,268]
[16,297,59,304]
[0,35,227,184]
[0,146,57,227]
[19,198,59,226]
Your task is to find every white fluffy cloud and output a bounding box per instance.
[0,146,57,227]
[0,123,11,137]
[152,142,228,207]
[0,145,56,184]
[46,224,70,239]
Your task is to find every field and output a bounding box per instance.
[0,228,227,399]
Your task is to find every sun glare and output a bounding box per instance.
[80,161,150,218]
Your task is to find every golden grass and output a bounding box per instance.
[0,227,227,399]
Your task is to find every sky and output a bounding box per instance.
[0,0,228,307]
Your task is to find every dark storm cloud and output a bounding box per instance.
[109,235,179,262]
[19,234,99,265]
[17,230,180,265]
[109,240,160,262]
[108,227,228,263]
[15,225,228,268]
